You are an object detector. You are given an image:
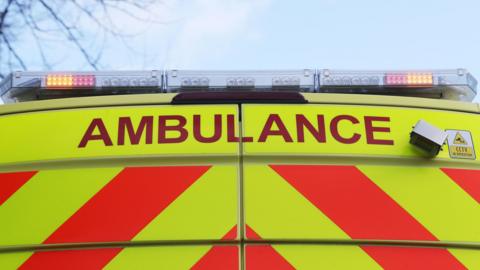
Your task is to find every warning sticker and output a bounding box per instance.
[446,130,476,160]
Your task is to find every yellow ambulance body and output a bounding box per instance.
[0,70,480,269]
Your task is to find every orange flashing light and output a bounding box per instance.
[46,74,95,88]
[385,73,433,86]
[407,73,433,85]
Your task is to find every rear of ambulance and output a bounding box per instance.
[0,69,479,269]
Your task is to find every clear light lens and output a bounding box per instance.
[200,77,210,86]
[181,77,209,87]
[272,76,301,86]
[191,77,200,86]
[166,70,315,92]
[322,75,380,86]
[226,77,255,87]
[100,77,158,87]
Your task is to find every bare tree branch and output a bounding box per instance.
[0,0,162,76]
[0,0,14,31]
[15,0,51,69]
[1,34,26,69]
[37,0,99,69]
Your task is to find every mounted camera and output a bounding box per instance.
[410,120,447,157]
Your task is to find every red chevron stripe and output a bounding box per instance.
[22,248,122,270]
[271,165,465,269]
[191,226,238,270]
[245,226,295,270]
[20,166,210,270]
[0,171,37,206]
[442,168,480,204]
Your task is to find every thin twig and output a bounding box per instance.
[37,0,99,69]
[1,34,26,69]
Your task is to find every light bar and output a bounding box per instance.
[165,69,315,92]
[0,69,477,103]
[0,71,162,103]
[319,69,477,101]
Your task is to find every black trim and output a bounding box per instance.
[2,239,480,253]
[171,91,307,104]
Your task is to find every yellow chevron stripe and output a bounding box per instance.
[272,245,381,270]
[245,165,348,239]
[359,166,480,269]
[0,252,32,270]
[106,165,237,267]
[0,168,120,269]
[104,246,214,270]
[448,249,480,270]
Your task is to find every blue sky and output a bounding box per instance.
[3,0,480,102]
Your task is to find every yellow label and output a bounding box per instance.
[0,105,239,164]
[446,130,476,159]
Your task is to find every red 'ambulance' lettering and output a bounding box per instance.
[330,115,361,144]
[227,115,253,142]
[78,118,113,148]
[78,113,394,147]
[296,114,326,143]
[364,116,394,145]
[118,116,153,145]
[193,114,222,143]
[258,114,294,142]
[158,115,188,143]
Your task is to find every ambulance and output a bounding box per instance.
[0,69,479,269]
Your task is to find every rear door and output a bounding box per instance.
[241,103,480,269]
[0,104,241,269]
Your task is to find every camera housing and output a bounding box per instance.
[410,120,448,157]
